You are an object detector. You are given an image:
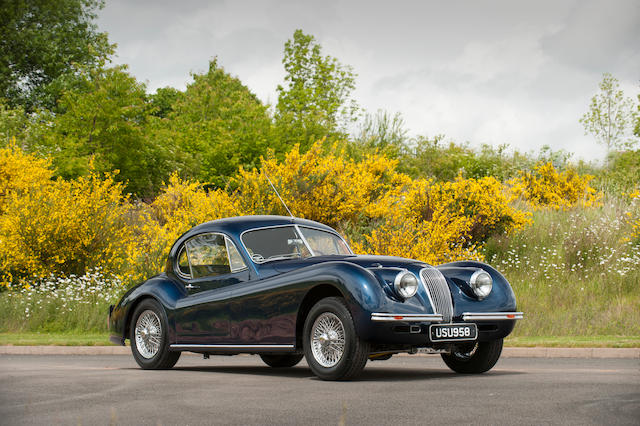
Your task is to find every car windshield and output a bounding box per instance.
[241,226,351,263]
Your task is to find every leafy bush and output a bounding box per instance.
[594,150,640,195]
[0,142,52,214]
[626,189,640,242]
[233,142,406,228]
[398,136,536,182]
[127,173,239,284]
[0,170,134,285]
[352,176,530,264]
[508,162,602,210]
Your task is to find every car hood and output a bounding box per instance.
[266,254,427,274]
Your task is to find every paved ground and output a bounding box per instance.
[2,345,638,358]
[0,354,638,425]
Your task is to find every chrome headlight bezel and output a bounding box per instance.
[393,270,419,299]
[469,269,493,300]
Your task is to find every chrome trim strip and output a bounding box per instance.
[224,236,249,273]
[294,224,315,256]
[170,344,295,350]
[371,313,443,322]
[462,312,524,321]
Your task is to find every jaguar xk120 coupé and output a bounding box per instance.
[108,215,522,380]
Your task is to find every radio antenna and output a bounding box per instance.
[263,169,294,218]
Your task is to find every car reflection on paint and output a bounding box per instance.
[108,215,522,380]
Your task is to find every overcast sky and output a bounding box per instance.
[97,0,640,161]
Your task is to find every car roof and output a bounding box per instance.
[184,215,338,239]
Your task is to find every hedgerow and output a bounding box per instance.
[0,141,538,288]
[0,142,638,338]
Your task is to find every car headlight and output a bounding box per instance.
[470,269,493,299]
[393,271,419,299]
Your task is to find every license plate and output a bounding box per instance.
[430,323,477,342]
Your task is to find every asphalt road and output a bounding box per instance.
[0,354,638,425]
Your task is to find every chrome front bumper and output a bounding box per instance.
[371,312,523,322]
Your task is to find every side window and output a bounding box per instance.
[176,246,191,278]
[225,237,247,272]
[185,233,231,279]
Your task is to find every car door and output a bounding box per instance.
[174,232,250,344]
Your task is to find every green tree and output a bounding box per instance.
[275,29,358,150]
[0,100,52,151]
[580,73,639,156]
[0,0,113,111]
[46,66,182,196]
[398,136,534,182]
[166,59,273,186]
[351,110,407,159]
[150,87,184,119]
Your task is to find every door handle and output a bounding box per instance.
[185,283,200,290]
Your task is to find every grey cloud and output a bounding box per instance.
[97,0,639,160]
[540,0,640,79]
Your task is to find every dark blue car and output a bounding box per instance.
[108,215,522,380]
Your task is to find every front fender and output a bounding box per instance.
[436,261,517,314]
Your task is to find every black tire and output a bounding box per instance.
[130,298,181,370]
[303,297,369,381]
[441,338,503,374]
[260,354,304,368]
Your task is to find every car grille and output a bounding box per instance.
[420,267,454,323]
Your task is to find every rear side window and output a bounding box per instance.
[186,233,231,278]
[178,233,247,279]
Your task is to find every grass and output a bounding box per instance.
[0,270,123,334]
[0,332,112,346]
[484,196,640,338]
[505,335,640,348]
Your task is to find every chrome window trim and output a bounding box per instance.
[175,245,192,280]
[371,313,443,322]
[462,312,523,321]
[240,224,353,264]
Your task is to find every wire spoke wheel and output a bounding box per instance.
[134,310,162,359]
[310,312,346,367]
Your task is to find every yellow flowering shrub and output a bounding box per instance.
[508,162,602,210]
[0,141,538,285]
[126,173,240,283]
[350,200,482,265]
[0,172,134,286]
[352,177,530,264]
[626,189,640,241]
[233,142,408,228]
[0,141,52,214]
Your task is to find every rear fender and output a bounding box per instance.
[109,275,183,344]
